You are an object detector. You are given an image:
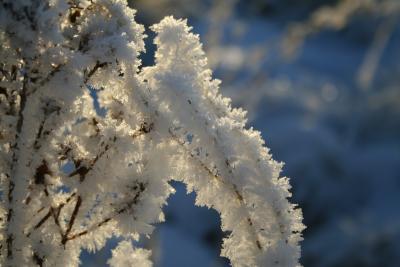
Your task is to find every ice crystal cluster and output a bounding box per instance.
[0,0,304,266]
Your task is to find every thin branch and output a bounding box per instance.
[68,120,153,182]
[65,183,145,243]
[26,120,153,243]
[6,72,28,259]
[169,128,263,250]
[26,192,77,238]
[30,209,52,234]
[84,61,108,83]
[68,135,116,182]
[61,195,82,245]
[26,64,66,97]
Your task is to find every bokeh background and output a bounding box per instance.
[83,0,400,266]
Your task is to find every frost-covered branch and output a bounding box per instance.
[0,1,304,266]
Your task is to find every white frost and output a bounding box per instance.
[0,1,304,266]
[108,240,152,267]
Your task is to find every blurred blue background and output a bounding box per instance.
[83,0,400,266]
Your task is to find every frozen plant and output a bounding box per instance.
[0,0,304,266]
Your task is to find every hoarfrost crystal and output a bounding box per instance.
[0,0,304,266]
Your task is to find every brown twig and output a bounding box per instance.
[26,192,77,238]
[65,182,146,242]
[84,61,108,83]
[61,195,82,245]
